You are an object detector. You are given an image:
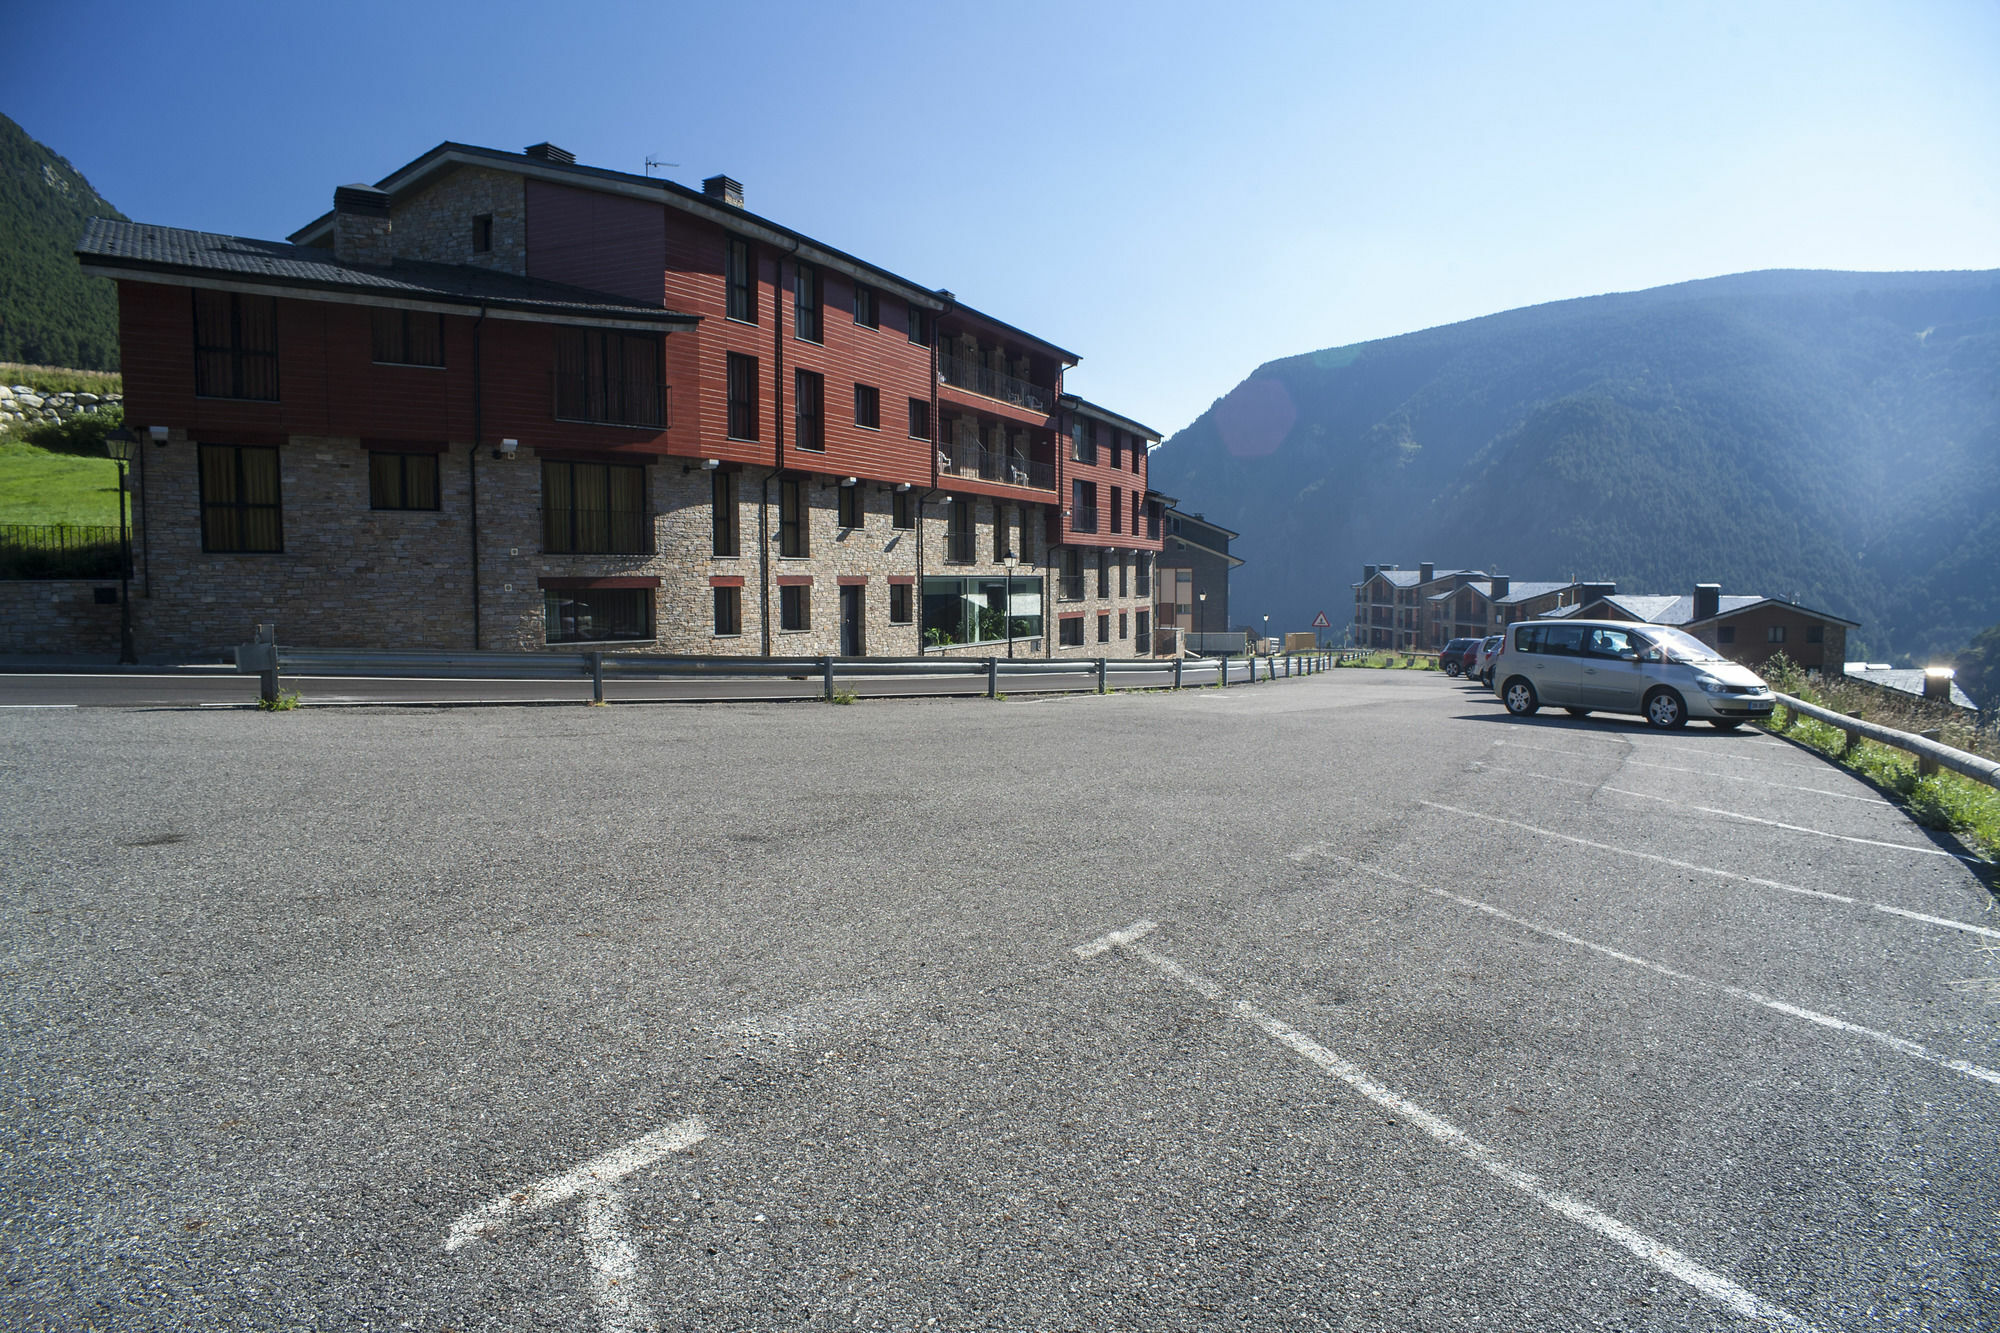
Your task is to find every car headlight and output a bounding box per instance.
[1694,674,1728,694]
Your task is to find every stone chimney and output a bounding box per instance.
[703,174,745,208]
[1490,575,1510,600]
[1693,583,1721,622]
[524,142,576,165]
[1419,561,1434,582]
[1362,565,1378,582]
[332,185,393,266]
[1923,667,1954,703]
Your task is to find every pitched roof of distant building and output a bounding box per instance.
[1494,581,1578,605]
[1593,592,1858,628]
[1059,394,1161,442]
[1843,664,1978,711]
[1357,567,1484,589]
[76,217,698,330]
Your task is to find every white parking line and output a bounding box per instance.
[0,703,78,709]
[1286,847,2000,1091]
[448,1116,709,1333]
[1074,923,1818,1332]
[1493,741,1889,805]
[1422,801,2000,941]
[1477,764,1964,861]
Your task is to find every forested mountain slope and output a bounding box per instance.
[0,112,123,370]
[1150,269,2000,661]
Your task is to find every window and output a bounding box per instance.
[854,383,880,430]
[907,304,931,346]
[369,451,439,510]
[1806,625,1824,644]
[371,309,444,367]
[726,236,755,322]
[1111,437,1124,471]
[555,329,664,427]
[1767,625,1786,644]
[727,353,759,440]
[908,398,931,440]
[193,290,278,400]
[1119,612,1128,640]
[1584,627,1637,658]
[1718,626,1736,644]
[921,575,1042,646]
[793,262,820,342]
[1136,552,1151,596]
[1111,488,1123,537]
[1133,442,1145,476]
[946,498,974,562]
[1118,554,1128,598]
[1098,613,1111,643]
[1059,617,1084,647]
[780,584,810,631]
[544,587,651,643]
[889,583,912,624]
[993,505,1012,561]
[1136,609,1150,643]
[542,461,650,554]
[1096,550,1110,598]
[892,488,914,529]
[838,483,862,529]
[713,585,741,636]
[473,214,493,253]
[198,444,283,552]
[853,283,878,328]
[712,470,738,557]
[779,477,808,557]
[1060,548,1084,601]
[1071,420,1097,464]
[794,369,824,451]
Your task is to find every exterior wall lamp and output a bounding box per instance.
[148,425,169,445]
[494,438,519,460]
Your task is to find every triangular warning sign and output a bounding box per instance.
[1312,612,1331,628]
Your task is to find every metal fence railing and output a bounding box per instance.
[0,524,124,580]
[231,626,1341,706]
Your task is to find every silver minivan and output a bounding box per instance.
[1491,619,1776,729]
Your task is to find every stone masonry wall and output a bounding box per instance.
[0,383,122,431]
[389,168,528,275]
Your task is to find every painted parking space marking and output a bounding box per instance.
[1074,922,1819,1332]
[1286,845,2000,1091]
[1476,764,1961,860]
[447,1116,709,1333]
[1423,801,2000,941]
[1492,740,1890,804]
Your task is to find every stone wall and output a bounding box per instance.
[389,168,528,275]
[0,581,125,656]
[0,383,121,431]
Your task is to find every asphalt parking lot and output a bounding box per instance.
[3,669,1995,1330]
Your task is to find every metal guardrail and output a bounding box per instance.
[232,626,1340,706]
[1773,691,2000,789]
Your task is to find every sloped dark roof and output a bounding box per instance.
[1059,394,1161,441]
[1843,665,1978,711]
[1355,567,1483,590]
[1592,591,1859,628]
[77,218,699,327]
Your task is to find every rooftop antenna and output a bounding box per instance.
[644,156,679,178]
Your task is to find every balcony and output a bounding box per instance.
[939,351,1052,413]
[1070,507,1099,534]
[937,439,1054,491]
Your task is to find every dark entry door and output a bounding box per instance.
[840,585,864,656]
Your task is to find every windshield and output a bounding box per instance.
[1643,626,1725,664]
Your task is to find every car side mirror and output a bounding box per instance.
[1620,649,1641,662]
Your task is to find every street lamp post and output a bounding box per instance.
[1197,591,1207,649]
[1003,555,1018,659]
[104,427,138,665]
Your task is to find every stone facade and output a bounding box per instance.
[0,581,125,656]
[388,168,528,275]
[0,383,122,431]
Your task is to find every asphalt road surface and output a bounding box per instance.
[3,670,1995,1330]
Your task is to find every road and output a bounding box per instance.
[2,670,1994,1330]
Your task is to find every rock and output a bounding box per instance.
[76,393,98,404]
[18,395,43,409]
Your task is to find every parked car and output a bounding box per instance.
[1490,619,1775,729]
[1439,638,1479,677]
[1470,635,1504,685]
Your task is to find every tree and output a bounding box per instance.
[1953,623,2000,708]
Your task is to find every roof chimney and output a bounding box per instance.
[1490,575,1510,600]
[703,175,744,208]
[1578,581,1616,603]
[1923,667,1954,703]
[524,142,576,166]
[1419,562,1434,582]
[1693,583,1721,622]
[1362,565,1378,582]
[332,184,393,267]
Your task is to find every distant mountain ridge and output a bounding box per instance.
[0,112,123,369]
[1149,269,2000,662]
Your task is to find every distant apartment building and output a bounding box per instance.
[1425,577,1604,646]
[1574,584,1856,673]
[1155,502,1242,651]
[1351,562,1488,649]
[31,139,1167,660]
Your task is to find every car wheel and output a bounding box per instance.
[1565,707,1590,718]
[1644,688,1688,730]
[1710,719,1744,730]
[1445,662,1461,677]
[1503,677,1539,716]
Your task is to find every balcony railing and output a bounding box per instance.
[937,440,1054,491]
[542,508,654,555]
[938,351,1052,413]
[1071,507,1099,534]
[1059,574,1085,601]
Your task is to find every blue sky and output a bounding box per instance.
[12,0,1997,437]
